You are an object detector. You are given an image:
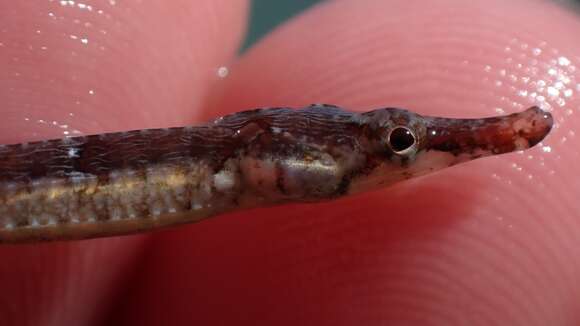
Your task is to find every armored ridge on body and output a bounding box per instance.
[0,104,553,242]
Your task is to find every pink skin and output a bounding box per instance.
[0,0,579,324]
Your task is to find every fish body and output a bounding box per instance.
[0,104,553,242]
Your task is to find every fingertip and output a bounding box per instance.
[123,0,580,324]
[211,0,580,118]
[0,0,249,143]
[0,0,249,324]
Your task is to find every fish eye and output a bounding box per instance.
[387,126,417,154]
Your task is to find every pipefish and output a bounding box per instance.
[0,104,553,242]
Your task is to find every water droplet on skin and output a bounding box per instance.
[547,87,559,97]
[560,75,571,85]
[558,56,571,66]
[217,66,229,78]
[542,146,552,153]
[556,98,566,107]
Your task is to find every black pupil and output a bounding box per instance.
[389,127,415,152]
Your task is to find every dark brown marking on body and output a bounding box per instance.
[335,174,352,196]
[275,162,288,195]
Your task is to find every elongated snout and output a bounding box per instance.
[424,106,553,159]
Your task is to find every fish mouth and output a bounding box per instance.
[424,106,553,159]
